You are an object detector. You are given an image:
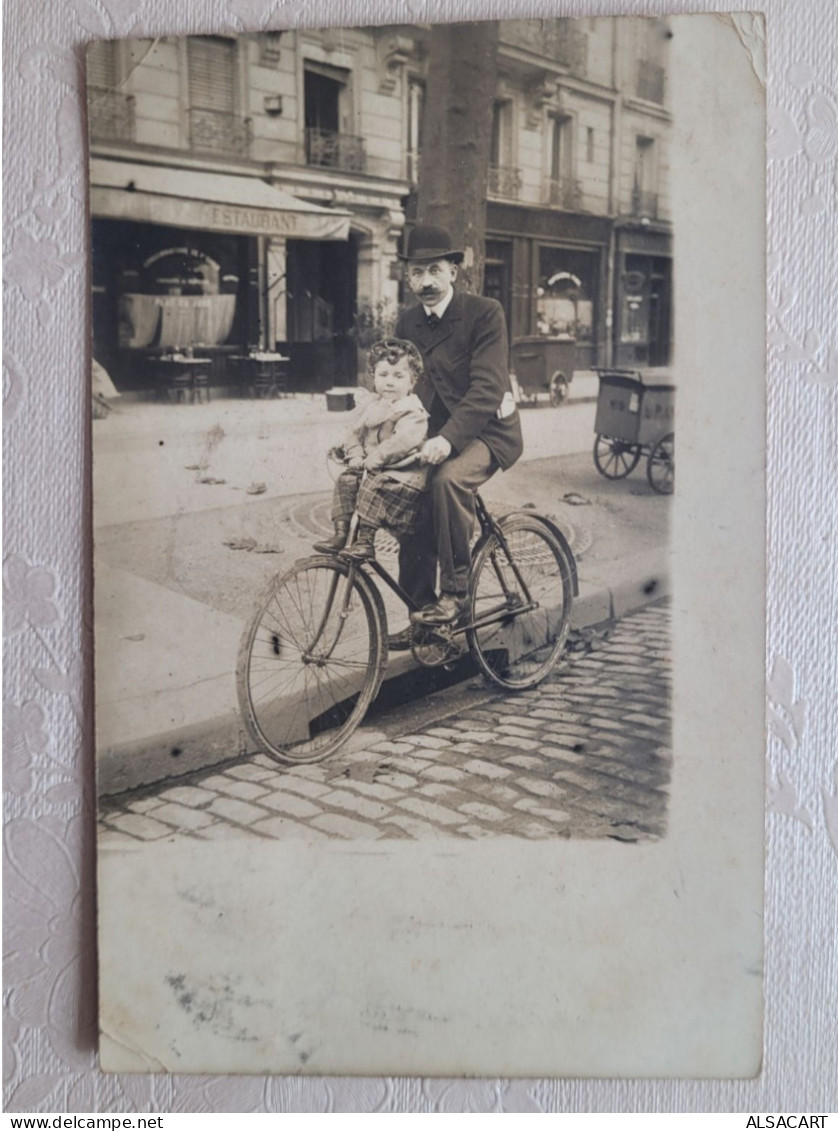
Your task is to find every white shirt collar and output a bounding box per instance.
[423,287,454,320]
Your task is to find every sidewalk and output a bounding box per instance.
[94,383,670,795]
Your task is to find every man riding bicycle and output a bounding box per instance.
[391,223,524,644]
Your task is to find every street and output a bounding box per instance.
[92,386,672,794]
[99,599,672,844]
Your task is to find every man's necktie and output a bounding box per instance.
[425,312,440,330]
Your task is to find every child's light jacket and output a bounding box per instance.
[344,393,429,490]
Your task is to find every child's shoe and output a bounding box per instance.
[342,524,377,562]
[313,520,350,554]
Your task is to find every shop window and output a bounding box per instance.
[186,37,249,156]
[620,267,647,344]
[118,245,240,351]
[304,61,365,172]
[537,247,597,348]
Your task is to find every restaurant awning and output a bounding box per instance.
[89,158,351,241]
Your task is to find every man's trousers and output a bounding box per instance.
[397,438,498,607]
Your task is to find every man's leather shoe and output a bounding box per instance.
[387,626,413,651]
[410,594,468,626]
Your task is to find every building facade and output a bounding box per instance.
[88,19,672,393]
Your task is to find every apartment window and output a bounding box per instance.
[586,126,594,164]
[187,37,249,156]
[407,78,424,183]
[489,100,520,199]
[546,114,579,209]
[304,61,365,172]
[636,19,666,103]
[633,135,658,218]
[87,40,135,142]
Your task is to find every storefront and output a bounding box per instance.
[485,203,611,370]
[613,224,673,368]
[89,159,352,393]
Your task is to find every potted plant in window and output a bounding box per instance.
[351,298,397,389]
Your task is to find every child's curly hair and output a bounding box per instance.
[366,337,424,386]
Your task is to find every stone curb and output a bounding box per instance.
[98,552,670,797]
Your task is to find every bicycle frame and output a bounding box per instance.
[306,481,576,658]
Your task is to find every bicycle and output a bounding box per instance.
[236,468,578,765]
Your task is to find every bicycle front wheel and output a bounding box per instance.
[236,556,387,764]
[467,516,573,691]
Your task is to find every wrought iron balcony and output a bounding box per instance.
[501,19,588,77]
[488,164,522,201]
[87,87,135,143]
[305,128,367,174]
[631,189,659,219]
[636,60,665,104]
[545,176,583,211]
[188,108,251,157]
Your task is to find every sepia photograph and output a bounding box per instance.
[91,13,764,1077]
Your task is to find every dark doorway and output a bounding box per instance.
[648,261,671,366]
[284,235,358,390]
[483,239,513,338]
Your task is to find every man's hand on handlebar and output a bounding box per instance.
[420,436,452,466]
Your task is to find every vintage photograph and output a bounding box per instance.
[94,16,674,836]
[91,15,762,1076]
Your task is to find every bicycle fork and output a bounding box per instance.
[301,563,359,665]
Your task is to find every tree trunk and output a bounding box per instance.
[416,22,499,294]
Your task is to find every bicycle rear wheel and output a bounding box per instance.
[236,556,387,764]
[467,516,573,691]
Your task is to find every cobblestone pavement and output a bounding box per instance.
[99,601,672,845]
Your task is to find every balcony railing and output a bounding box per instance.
[188,108,251,157]
[631,189,659,219]
[545,176,584,211]
[88,87,135,143]
[501,19,588,77]
[305,128,367,174]
[636,60,665,104]
[488,164,522,201]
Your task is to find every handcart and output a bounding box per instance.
[511,335,576,407]
[592,369,675,495]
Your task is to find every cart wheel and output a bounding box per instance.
[647,432,675,495]
[548,372,569,407]
[593,435,641,479]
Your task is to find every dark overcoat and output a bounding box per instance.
[395,290,524,470]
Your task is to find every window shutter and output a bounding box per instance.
[88,41,116,88]
[187,38,235,112]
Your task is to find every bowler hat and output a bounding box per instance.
[398,223,464,264]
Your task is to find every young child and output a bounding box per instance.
[314,338,429,562]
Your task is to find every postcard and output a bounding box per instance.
[92,13,764,1076]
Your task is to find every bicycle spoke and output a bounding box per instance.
[238,558,383,763]
[468,519,571,690]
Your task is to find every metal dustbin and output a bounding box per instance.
[325,387,356,412]
[636,383,675,446]
[593,371,644,443]
[511,335,576,406]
